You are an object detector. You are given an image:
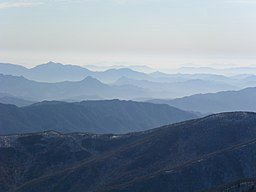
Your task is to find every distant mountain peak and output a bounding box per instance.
[117,76,130,81]
[44,61,63,66]
[80,76,106,86]
[31,61,64,70]
[47,61,57,64]
[82,76,101,82]
[105,67,140,74]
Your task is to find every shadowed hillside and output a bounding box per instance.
[0,100,197,134]
[202,179,256,192]
[1,112,256,191]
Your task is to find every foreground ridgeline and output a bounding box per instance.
[0,100,197,134]
[1,112,256,192]
[202,179,256,192]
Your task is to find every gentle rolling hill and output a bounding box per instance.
[0,100,197,134]
[150,87,256,114]
[115,76,237,98]
[0,96,35,107]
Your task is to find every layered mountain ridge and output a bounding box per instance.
[150,87,256,113]
[2,62,256,100]
[0,100,197,134]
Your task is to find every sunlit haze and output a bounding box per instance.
[1,0,256,69]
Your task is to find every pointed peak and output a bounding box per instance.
[32,61,64,69]
[45,61,63,66]
[83,76,96,80]
[81,76,101,83]
[47,61,55,64]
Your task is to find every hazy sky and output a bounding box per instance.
[1,0,256,68]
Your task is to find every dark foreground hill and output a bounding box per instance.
[0,100,196,134]
[202,179,256,192]
[1,112,256,191]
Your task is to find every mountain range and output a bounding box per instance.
[115,76,237,98]
[174,66,256,75]
[3,62,256,83]
[1,62,255,100]
[0,74,149,100]
[3,62,256,100]
[150,87,256,113]
[0,62,151,83]
[0,72,245,101]
[1,112,256,192]
[0,100,197,134]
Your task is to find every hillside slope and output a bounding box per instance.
[1,112,256,191]
[0,100,197,134]
[150,87,256,113]
[202,179,256,192]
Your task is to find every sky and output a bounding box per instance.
[1,0,256,69]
